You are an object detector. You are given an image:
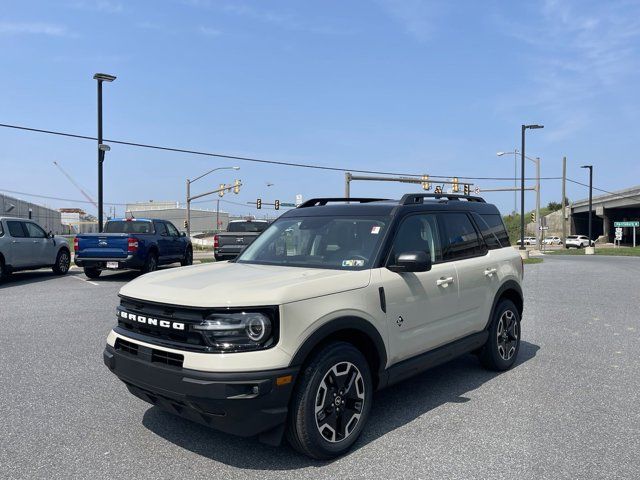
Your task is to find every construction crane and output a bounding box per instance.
[52,161,99,210]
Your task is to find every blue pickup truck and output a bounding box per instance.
[74,218,192,278]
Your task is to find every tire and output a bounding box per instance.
[83,267,102,279]
[181,246,193,266]
[142,252,158,273]
[52,249,71,275]
[286,342,372,460]
[0,256,9,282]
[479,299,521,371]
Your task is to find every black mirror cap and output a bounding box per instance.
[387,250,432,273]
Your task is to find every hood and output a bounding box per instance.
[119,261,372,307]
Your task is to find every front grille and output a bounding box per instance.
[115,297,279,353]
[151,349,184,368]
[115,338,139,355]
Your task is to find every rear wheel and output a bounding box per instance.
[83,267,102,279]
[0,256,10,281]
[480,299,521,371]
[142,252,158,273]
[286,342,372,459]
[181,246,193,266]
[52,249,71,275]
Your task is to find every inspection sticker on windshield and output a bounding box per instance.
[342,259,365,267]
[371,225,381,234]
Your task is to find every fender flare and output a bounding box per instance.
[289,315,388,380]
[486,280,524,329]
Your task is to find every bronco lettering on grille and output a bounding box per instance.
[119,310,185,331]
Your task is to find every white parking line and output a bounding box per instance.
[70,274,100,286]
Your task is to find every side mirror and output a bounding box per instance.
[387,251,432,273]
[181,232,186,237]
[47,231,54,239]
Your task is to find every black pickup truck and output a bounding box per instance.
[213,219,269,261]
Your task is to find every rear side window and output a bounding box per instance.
[439,213,485,261]
[104,221,153,234]
[0,222,4,236]
[475,213,511,249]
[7,221,27,238]
[154,222,168,236]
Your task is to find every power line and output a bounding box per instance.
[0,122,559,181]
[0,188,127,206]
[566,178,640,202]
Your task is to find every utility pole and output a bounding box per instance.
[93,73,116,232]
[536,157,541,247]
[581,165,594,253]
[561,156,567,243]
[520,124,544,252]
[345,172,351,198]
[186,178,191,237]
[216,199,220,232]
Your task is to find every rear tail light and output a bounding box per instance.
[213,234,219,249]
[127,238,139,252]
[73,237,79,252]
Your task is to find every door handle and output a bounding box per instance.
[436,276,454,287]
[484,268,497,277]
[12,240,18,244]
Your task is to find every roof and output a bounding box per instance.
[282,195,501,219]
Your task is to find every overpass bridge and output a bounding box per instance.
[570,185,640,244]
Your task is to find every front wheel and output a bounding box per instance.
[286,342,372,460]
[52,249,71,275]
[181,246,193,266]
[479,299,521,371]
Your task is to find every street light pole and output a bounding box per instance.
[581,165,593,249]
[186,165,239,237]
[520,124,544,252]
[93,73,116,233]
[536,157,541,247]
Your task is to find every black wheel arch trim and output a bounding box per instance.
[485,280,523,330]
[289,315,388,387]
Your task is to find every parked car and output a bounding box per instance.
[516,236,537,246]
[74,218,192,278]
[103,193,523,459]
[565,235,592,248]
[214,219,269,260]
[0,217,71,281]
[543,236,562,245]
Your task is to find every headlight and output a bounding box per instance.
[193,312,274,351]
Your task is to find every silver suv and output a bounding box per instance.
[0,217,71,281]
[103,194,523,459]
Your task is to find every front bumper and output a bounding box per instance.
[103,344,298,439]
[75,255,143,269]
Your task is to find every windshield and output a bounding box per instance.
[104,221,153,234]
[237,216,388,270]
[227,221,269,233]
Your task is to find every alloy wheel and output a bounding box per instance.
[496,310,519,361]
[314,361,365,443]
[59,251,70,272]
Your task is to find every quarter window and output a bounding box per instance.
[475,213,511,249]
[439,213,485,260]
[24,222,47,238]
[389,214,443,263]
[7,221,27,238]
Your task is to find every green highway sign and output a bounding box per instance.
[614,221,639,227]
[280,202,296,207]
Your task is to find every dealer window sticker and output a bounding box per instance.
[371,225,381,234]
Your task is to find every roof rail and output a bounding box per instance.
[400,193,485,205]
[297,197,389,208]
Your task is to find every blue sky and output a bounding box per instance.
[1,0,640,218]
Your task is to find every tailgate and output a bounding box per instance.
[77,234,130,259]
[218,233,258,246]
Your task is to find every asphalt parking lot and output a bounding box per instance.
[1,256,639,480]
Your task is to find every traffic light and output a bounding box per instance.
[434,185,443,194]
[256,198,262,209]
[274,199,280,210]
[233,179,241,194]
[531,212,536,223]
[183,220,188,229]
[218,183,226,197]
[463,184,470,195]
[421,174,431,191]
[452,177,459,193]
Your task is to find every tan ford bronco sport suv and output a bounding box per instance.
[103,193,523,459]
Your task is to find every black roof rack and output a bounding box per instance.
[400,193,485,205]
[297,197,389,208]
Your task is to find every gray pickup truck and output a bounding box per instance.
[0,217,71,281]
[214,219,269,261]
